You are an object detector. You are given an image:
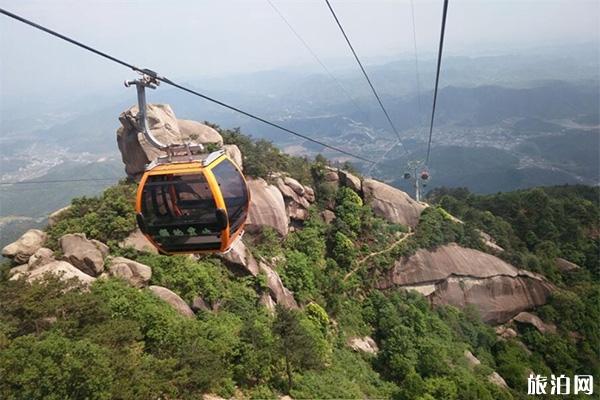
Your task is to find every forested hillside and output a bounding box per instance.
[1,130,598,399]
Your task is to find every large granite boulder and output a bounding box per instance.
[246,178,289,236]
[2,229,47,264]
[48,206,71,227]
[148,285,195,318]
[59,234,109,277]
[28,247,55,270]
[223,144,243,170]
[108,257,152,287]
[362,179,426,227]
[555,257,580,272]
[11,260,95,286]
[119,228,158,254]
[339,170,362,193]
[116,104,223,178]
[177,119,223,146]
[259,262,298,309]
[219,240,259,276]
[274,176,314,222]
[512,311,557,334]
[377,243,554,323]
[347,336,379,354]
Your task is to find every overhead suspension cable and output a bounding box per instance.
[425,0,449,165]
[0,177,120,186]
[266,0,367,117]
[409,0,423,125]
[0,7,374,164]
[323,0,404,144]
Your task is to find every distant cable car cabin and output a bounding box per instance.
[135,149,249,254]
[420,171,430,181]
[127,72,249,255]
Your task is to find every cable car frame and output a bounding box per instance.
[128,72,250,255]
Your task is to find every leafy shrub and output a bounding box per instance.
[46,182,137,248]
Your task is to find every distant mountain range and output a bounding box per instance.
[0,46,598,246]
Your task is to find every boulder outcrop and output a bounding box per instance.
[28,247,55,270]
[119,228,158,254]
[117,104,223,177]
[108,256,152,287]
[48,206,71,227]
[347,336,379,354]
[464,350,508,389]
[555,257,580,272]
[362,179,426,227]
[148,285,195,318]
[59,234,109,277]
[2,229,47,264]
[223,144,243,170]
[11,260,96,286]
[259,262,298,309]
[275,176,315,222]
[377,243,554,323]
[177,119,223,146]
[512,311,557,334]
[246,178,289,236]
[220,240,259,276]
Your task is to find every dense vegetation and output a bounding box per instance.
[1,132,598,399]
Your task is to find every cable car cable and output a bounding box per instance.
[425,0,449,166]
[0,7,375,165]
[0,177,120,186]
[323,0,405,146]
[266,0,368,118]
[409,0,423,126]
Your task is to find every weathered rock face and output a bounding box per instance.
[48,206,71,227]
[512,311,557,334]
[464,350,508,389]
[259,292,276,312]
[347,336,379,354]
[495,325,518,339]
[108,256,152,288]
[148,285,195,318]
[177,119,223,146]
[275,176,315,222]
[2,229,47,264]
[219,240,259,276]
[338,170,362,193]
[28,247,55,270]
[377,243,554,323]
[362,179,426,228]
[119,229,158,254]
[11,260,96,286]
[191,296,211,313]
[116,104,223,177]
[223,144,243,170]
[555,257,580,272]
[59,234,109,277]
[246,178,289,236]
[259,262,298,309]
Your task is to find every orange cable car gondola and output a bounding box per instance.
[135,150,250,254]
[127,73,250,254]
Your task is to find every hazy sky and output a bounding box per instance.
[1,0,598,104]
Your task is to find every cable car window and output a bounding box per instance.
[211,159,248,232]
[141,173,222,252]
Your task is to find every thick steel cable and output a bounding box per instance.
[266,0,368,118]
[0,7,375,164]
[425,0,449,165]
[324,0,404,145]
